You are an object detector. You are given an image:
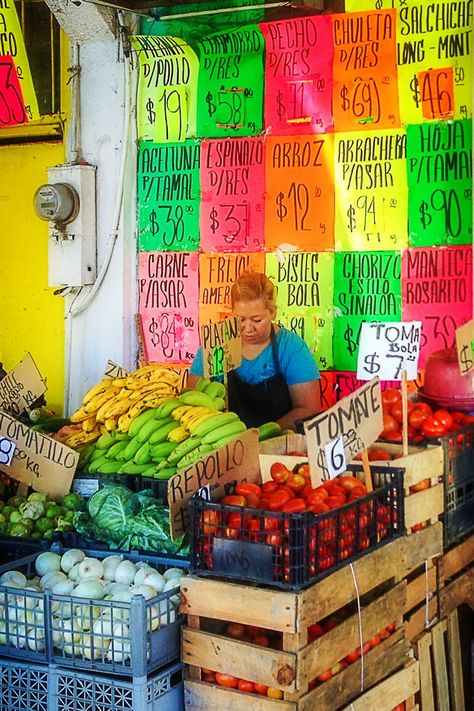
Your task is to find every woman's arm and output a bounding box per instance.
[277,380,322,431]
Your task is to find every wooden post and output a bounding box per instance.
[401,370,409,457]
[360,450,373,493]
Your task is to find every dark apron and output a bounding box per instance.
[227,329,292,428]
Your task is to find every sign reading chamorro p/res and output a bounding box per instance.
[0,411,79,499]
[304,377,383,487]
[201,315,242,379]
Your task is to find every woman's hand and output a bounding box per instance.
[276,380,322,431]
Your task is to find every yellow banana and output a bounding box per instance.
[95,394,122,422]
[167,425,190,443]
[104,416,119,432]
[171,405,194,421]
[116,387,134,401]
[117,411,136,433]
[99,397,134,420]
[125,369,178,390]
[81,378,114,406]
[82,415,98,433]
[112,377,128,388]
[128,384,162,401]
[181,407,216,427]
[70,406,92,423]
[84,387,121,415]
[65,427,101,448]
[127,397,152,420]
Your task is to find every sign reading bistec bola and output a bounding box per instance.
[0,411,79,499]
[304,377,383,487]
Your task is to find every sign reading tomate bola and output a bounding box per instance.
[201,315,242,379]
[0,411,79,499]
[304,377,383,487]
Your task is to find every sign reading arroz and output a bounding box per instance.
[167,428,261,540]
[304,377,383,487]
[0,411,79,499]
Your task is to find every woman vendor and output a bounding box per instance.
[188,271,321,430]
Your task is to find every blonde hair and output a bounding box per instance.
[231,271,277,312]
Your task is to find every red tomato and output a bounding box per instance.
[236,482,261,498]
[280,484,297,499]
[215,673,239,688]
[390,704,406,711]
[382,430,403,443]
[344,648,361,664]
[254,683,269,695]
[381,414,400,437]
[270,462,290,484]
[285,473,306,493]
[390,400,414,424]
[450,411,465,424]
[244,493,260,509]
[462,414,474,424]
[281,498,306,514]
[413,401,433,415]
[434,409,453,430]
[409,478,431,493]
[308,622,324,640]
[339,475,365,492]
[382,388,402,408]
[245,625,265,639]
[237,679,255,693]
[408,407,429,430]
[325,496,346,509]
[253,634,270,647]
[368,448,392,461]
[316,668,333,683]
[268,488,291,511]
[225,622,246,639]
[261,481,279,495]
[301,484,315,499]
[421,416,447,438]
[367,632,381,647]
[294,462,311,479]
[221,495,247,507]
[202,672,216,683]
[201,510,220,535]
[308,502,330,514]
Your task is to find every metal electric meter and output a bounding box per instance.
[33,164,97,288]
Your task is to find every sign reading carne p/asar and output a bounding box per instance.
[0,411,79,500]
[304,377,383,487]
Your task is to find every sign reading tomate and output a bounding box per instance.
[304,377,383,487]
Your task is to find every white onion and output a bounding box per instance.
[78,558,104,581]
[35,552,61,577]
[60,549,85,574]
[73,580,105,600]
[129,584,156,600]
[102,555,123,581]
[0,571,27,587]
[41,571,67,590]
[163,567,185,581]
[114,560,136,585]
[133,565,155,586]
[142,572,165,593]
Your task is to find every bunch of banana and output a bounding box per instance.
[66,364,181,447]
[74,378,247,480]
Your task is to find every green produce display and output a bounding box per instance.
[73,484,189,556]
[0,490,85,540]
[78,378,248,480]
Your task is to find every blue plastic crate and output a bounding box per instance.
[0,547,188,677]
[0,658,184,711]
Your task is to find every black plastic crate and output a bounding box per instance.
[436,424,474,548]
[0,658,184,711]
[0,533,50,565]
[189,465,404,591]
[0,546,188,677]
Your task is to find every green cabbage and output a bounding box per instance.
[73,484,188,556]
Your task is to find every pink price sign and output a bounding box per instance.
[138,252,200,364]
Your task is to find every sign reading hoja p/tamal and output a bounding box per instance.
[0,353,47,416]
[201,315,242,379]
[0,411,79,499]
[304,377,383,487]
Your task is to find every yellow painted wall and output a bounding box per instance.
[0,141,66,414]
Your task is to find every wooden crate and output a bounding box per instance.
[182,525,443,710]
[339,658,419,711]
[403,559,438,643]
[437,534,474,618]
[370,443,444,534]
[414,610,465,711]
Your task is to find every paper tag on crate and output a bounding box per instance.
[72,478,100,497]
[196,484,211,501]
[0,436,15,466]
[325,436,346,479]
[213,538,273,581]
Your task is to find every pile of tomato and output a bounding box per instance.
[198,462,395,583]
[201,616,397,696]
[380,388,474,443]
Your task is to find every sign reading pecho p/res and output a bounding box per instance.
[304,377,383,487]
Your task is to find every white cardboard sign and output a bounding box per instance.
[356,321,422,381]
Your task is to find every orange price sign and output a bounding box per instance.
[417,67,455,121]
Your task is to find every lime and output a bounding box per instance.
[9,523,30,538]
[35,517,53,534]
[46,504,61,519]
[1,505,14,519]
[9,510,23,525]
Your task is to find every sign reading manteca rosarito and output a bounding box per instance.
[0,411,79,499]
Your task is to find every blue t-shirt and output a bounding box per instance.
[190,327,320,386]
